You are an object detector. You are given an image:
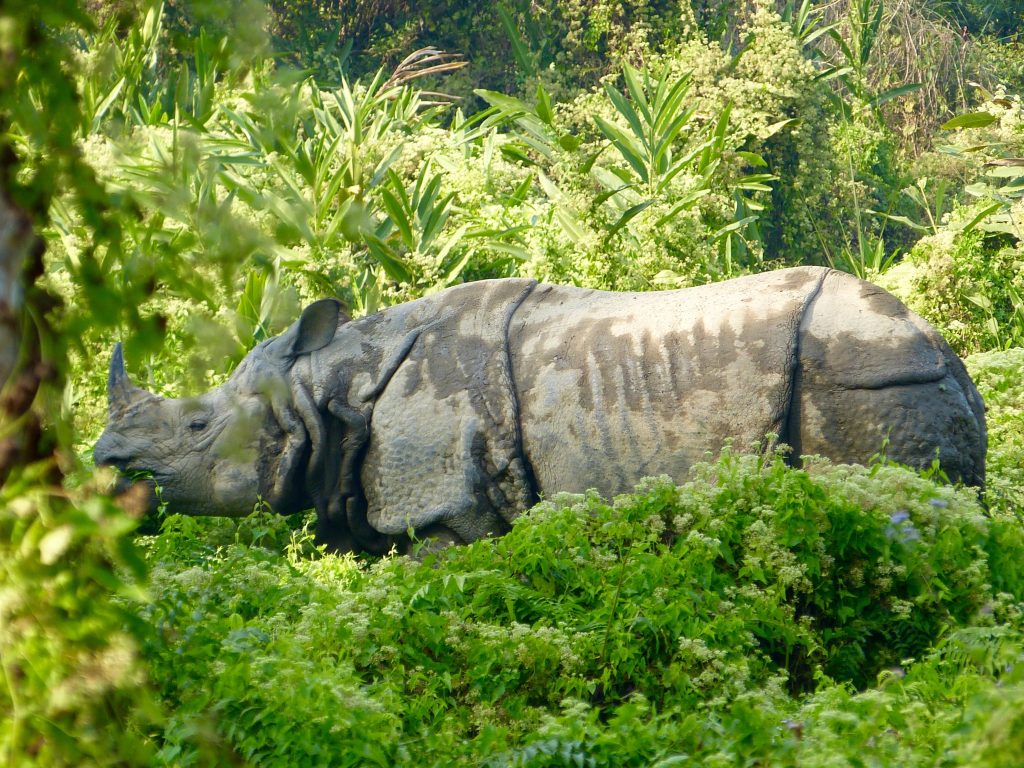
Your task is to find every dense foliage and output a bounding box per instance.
[136,445,1024,766]
[1,0,1023,764]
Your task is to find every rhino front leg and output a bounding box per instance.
[362,412,517,544]
[321,399,392,554]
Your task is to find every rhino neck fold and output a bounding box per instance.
[776,267,832,466]
[299,306,447,553]
[497,280,540,509]
[337,279,542,542]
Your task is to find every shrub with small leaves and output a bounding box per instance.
[135,449,1019,765]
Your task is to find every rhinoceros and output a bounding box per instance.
[94,267,986,552]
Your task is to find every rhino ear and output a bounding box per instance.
[290,298,345,356]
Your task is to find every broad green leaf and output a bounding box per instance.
[712,215,758,241]
[91,77,125,132]
[736,151,768,167]
[961,202,1005,234]
[558,135,582,152]
[736,173,777,192]
[535,83,553,125]
[814,65,854,83]
[420,195,454,251]
[654,188,710,226]
[605,85,647,151]
[863,0,884,67]
[379,188,414,250]
[941,112,997,130]
[365,234,412,284]
[434,223,472,270]
[870,211,929,233]
[870,82,922,107]
[763,118,797,138]
[652,106,696,171]
[983,166,1024,179]
[497,3,536,77]
[509,175,533,204]
[965,293,993,310]
[621,64,653,127]
[964,182,992,197]
[475,242,529,261]
[475,89,533,119]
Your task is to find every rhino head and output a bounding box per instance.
[93,299,344,518]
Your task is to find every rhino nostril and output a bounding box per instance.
[93,444,130,470]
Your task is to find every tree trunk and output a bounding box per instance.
[0,189,32,390]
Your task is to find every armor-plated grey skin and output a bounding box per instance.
[94,267,986,553]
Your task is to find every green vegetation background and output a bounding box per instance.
[1,0,1024,764]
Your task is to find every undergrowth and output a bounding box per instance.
[136,444,1024,766]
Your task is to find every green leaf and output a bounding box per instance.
[379,188,414,250]
[736,173,777,192]
[870,211,929,233]
[475,89,533,119]
[654,188,710,226]
[476,242,529,261]
[941,112,997,130]
[983,167,1024,179]
[763,118,797,138]
[90,77,125,132]
[621,64,653,128]
[365,234,412,284]
[870,82,921,107]
[497,3,536,77]
[961,202,1005,235]
[558,135,582,152]
[535,83,554,125]
[964,182,992,197]
[814,65,854,83]
[652,106,696,172]
[607,200,656,236]
[712,215,758,241]
[965,293,993,311]
[594,115,649,183]
[509,175,533,204]
[605,84,648,152]
[736,152,768,167]
[435,223,472,273]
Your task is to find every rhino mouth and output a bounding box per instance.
[110,472,160,518]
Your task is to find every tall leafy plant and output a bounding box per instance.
[592,64,774,272]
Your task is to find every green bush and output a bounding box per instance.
[6,2,1024,765]
[877,88,1024,354]
[133,450,1020,765]
[881,230,1024,354]
[967,348,1024,518]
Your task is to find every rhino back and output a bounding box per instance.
[509,267,828,497]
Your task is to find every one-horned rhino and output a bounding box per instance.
[94,267,986,553]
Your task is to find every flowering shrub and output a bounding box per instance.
[133,447,1023,766]
[967,348,1024,518]
[880,89,1024,354]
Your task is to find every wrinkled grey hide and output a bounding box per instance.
[94,267,986,553]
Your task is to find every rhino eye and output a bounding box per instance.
[189,417,209,432]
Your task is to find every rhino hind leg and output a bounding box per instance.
[790,270,986,486]
[791,371,986,485]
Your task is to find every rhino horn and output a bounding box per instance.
[107,343,146,412]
